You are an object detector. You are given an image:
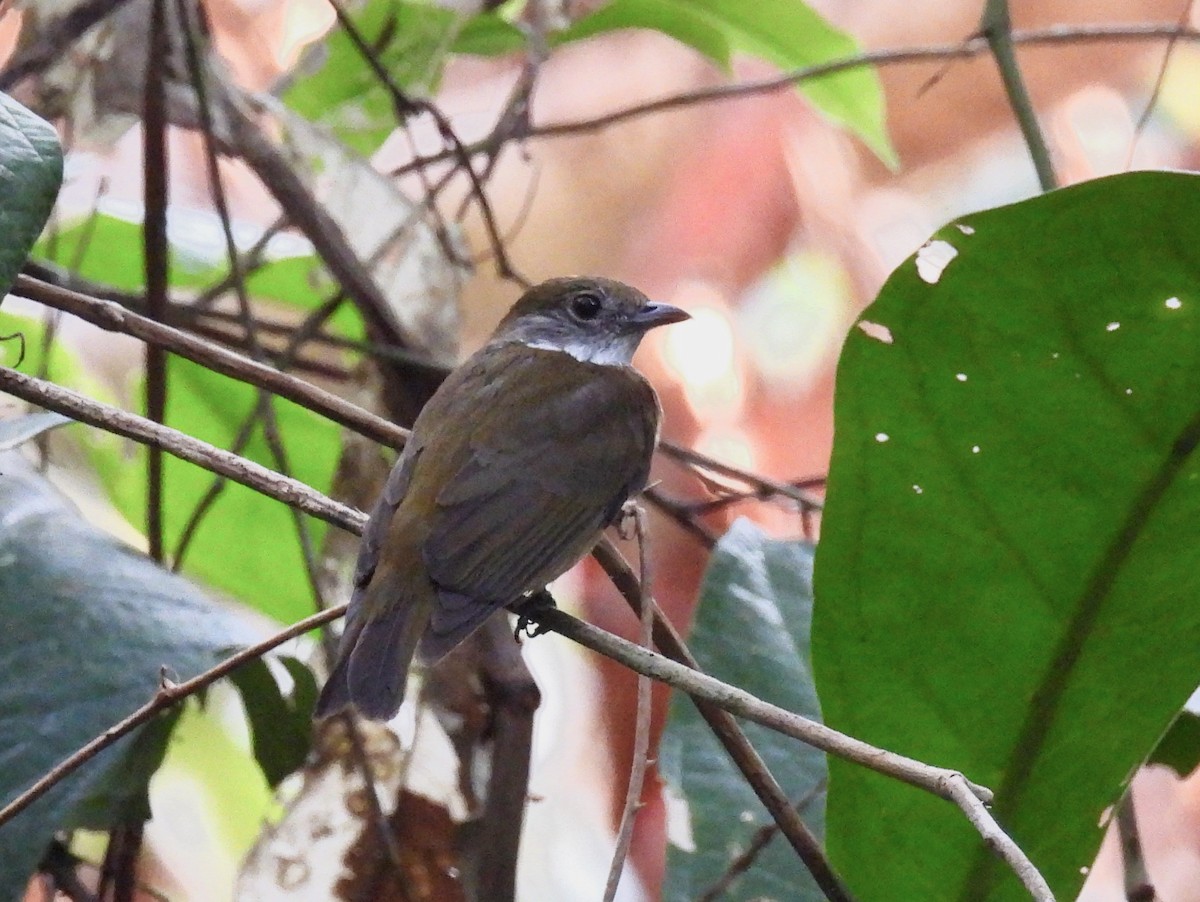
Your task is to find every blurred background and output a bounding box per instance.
[6,0,1200,899]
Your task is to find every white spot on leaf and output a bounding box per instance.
[955,373,968,382]
[1166,297,1182,310]
[912,485,923,494]
[971,445,981,454]
[1106,322,1120,332]
[875,432,890,443]
[858,320,894,344]
[916,240,958,284]
[956,223,975,235]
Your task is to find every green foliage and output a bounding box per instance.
[228,656,318,787]
[0,92,61,295]
[0,456,261,899]
[814,171,1200,900]
[286,0,892,164]
[662,519,826,901]
[562,0,894,164]
[89,356,341,624]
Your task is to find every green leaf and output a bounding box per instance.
[0,92,62,295]
[557,0,733,68]
[89,356,341,624]
[450,11,525,56]
[814,171,1200,900]
[285,0,460,154]
[662,519,826,902]
[0,455,259,898]
[559,0,894,165]
[228,657,314,787]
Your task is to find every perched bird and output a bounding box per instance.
[315,276,689,719]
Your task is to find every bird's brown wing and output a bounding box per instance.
[419,345,659,655]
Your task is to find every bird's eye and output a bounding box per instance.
[570,292,603,320]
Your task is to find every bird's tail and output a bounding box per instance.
[314,575,431,721]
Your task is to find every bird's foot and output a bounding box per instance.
[614,499,642,540]
[510,589,557,643]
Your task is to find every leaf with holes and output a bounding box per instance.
[814,170,1200,900]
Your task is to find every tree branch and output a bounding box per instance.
[10,274,410,452]
[980,0,1057,191]
[0,366,365,534]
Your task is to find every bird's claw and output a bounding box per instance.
[510,590,557,643]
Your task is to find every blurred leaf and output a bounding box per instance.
[559,0,894,165]
[0,411,71,450]
[814,171,1200,900]
[0,92,62,294]
[90,356,341,623]
[228,657,314,787]
[662,519,826,902]
[285,0,459,154]
[0,455,259,898]
[558,0,733,67]
[450,10,525,56]
[33,212,220,292]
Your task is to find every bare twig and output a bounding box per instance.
[603,506,656,902]
[980,0,1057,191]
[695,781,827,902]
[142,0,171,562]
[1128,1,1195,163]
[659,441,824,511]
[592,539,852,901]
[0,366,366,534]
[1116,791,1156,902]
[11,275,410,451]
[942,776,1054,902]
[0,603,345,830]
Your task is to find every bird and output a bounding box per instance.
[315,276,689,719]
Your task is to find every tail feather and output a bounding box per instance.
[315,581,431,720]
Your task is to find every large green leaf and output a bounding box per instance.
[813,171,1200,900]
[0,454,260,899]
[90,356,341,623]
[662,519,826,901]
[560,0,894,165]
[0,92,61,294]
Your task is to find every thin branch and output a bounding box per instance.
[324,0,529,287]
[1116,791,1156,902]
[396,23,1200,177]
[0,366,366,534]
[142,0,171,562]
[1128,1,1195,163]
[529,603,991,804]
[980,0,1057,191]
[695,780,827,902]
[603,506,656,902]
[659,441,824,511]
[0,604,346,831]
[0,0,142,90]
[11,275,410,451]
[942,775,1054,902]
[592,539,852,900]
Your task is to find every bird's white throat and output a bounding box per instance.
[522,334,640,367]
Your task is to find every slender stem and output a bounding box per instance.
[0,366,366,534]
[11,275,410,451]
[142,0,170,561]
[0,604,345,830]
[603,507,655,902]
[980,0,1057,191]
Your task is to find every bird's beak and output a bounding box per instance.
[633,302,691,330]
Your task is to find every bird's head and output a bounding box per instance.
[493,277,690,366]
